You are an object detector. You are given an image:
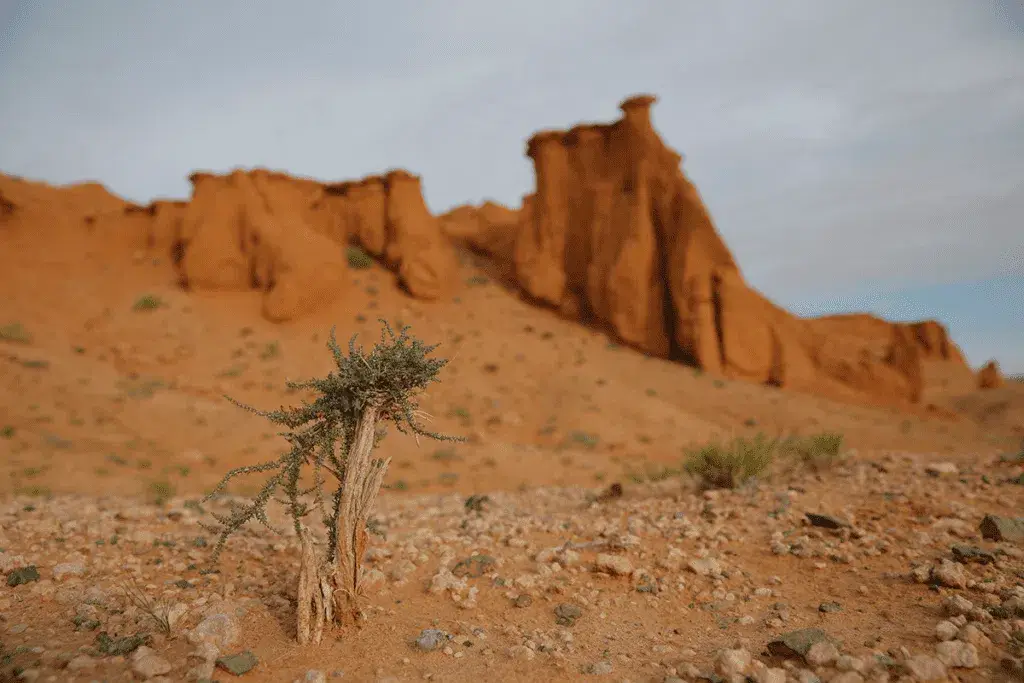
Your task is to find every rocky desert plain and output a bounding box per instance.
[1,95,1023,683]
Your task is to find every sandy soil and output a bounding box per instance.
[1,237,1023,682]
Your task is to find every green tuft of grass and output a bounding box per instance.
[0,322,32,344]
[781,432,846,472]
[148,480,175,506]
[259,341,280,360]
[132,294,164,311]
[346,245,375,269]
[567,431,600,449]
[684,434,778,489]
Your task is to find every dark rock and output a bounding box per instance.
[951,544,996,564]
[6,565,40,587]
[767,628,832,659]
[980,515,1024,543]
[513,594,533,608]
[451,554,496,578]
[216,650,258,676]
[805,513,850,530]
[554,603,582,626]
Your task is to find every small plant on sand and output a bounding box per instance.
[684,434,778,489]
[200,320,461,644]
[345,245,374,269]
[118,576,176,635]
[0,322,32,344]
[782,432,846,472]
[132,294,164,311]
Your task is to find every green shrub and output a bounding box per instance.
[0,322,32,344]
[782,432,845,472]
[132,294,164,311]
[684,434,778,489]
[346,245,374,269]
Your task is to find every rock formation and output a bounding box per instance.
[0,96,996,407]
[2,168,455,321]
[468,94,977,405]
[978,360,1005,390]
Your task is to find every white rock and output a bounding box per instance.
[903,654,948,681]
[935,640,979,669]
[806,641,840,667]
[716,648,751,677]
[934,620,959,641]
[187,612,239,650]
[131,645,172,679]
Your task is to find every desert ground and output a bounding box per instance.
[1,97,1023,683]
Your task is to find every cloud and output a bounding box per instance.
[0,0,1021,368]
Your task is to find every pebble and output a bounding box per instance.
[595,553,632,576]
[416,629,448,651]
[935,640,979,668]
[131,646,172,679]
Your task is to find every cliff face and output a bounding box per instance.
[502,95,974,405]
[2,168,455,322]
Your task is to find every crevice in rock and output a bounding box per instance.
[710,272,726,371]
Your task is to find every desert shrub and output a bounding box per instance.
[345,245,374,269]
[200,320,461,644]
[684,434,778,489]
[132,294,164,311]
[781,432,845,472]
[0,322,31,344]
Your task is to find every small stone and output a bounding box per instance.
[687,557,722,576]
[980,515,1024,543]
[508,645,535,661]
[716,648,751,677]
[935,640,979,668]
[805,641,839,666]
[818,601,842,613]
[835,655,864,672]
[595,553,632,576]
[555,603,583,626]
[513,594,533,608]
[958,624,990,647]
[303,671,327,683]
[942,594,974,617]
[931,560,967,589]
[451,554,496,578]
[131,645,173,678]
[925,462,958,477]
[415,629,448,651]
[586,660,613,675]
[767,628,831,659]
[188,613,240,650]
[903,654,947,681]
[66,654,97,671]
[950,544,996,564]
[805,513,850,530]
[216,650,258,676]
[935,620,959,641]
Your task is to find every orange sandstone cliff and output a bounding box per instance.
[442,95,978,406]
[1,168,455,322]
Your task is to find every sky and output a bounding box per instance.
[1,0,1022,371]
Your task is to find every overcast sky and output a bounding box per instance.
[1,0,1021,371]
